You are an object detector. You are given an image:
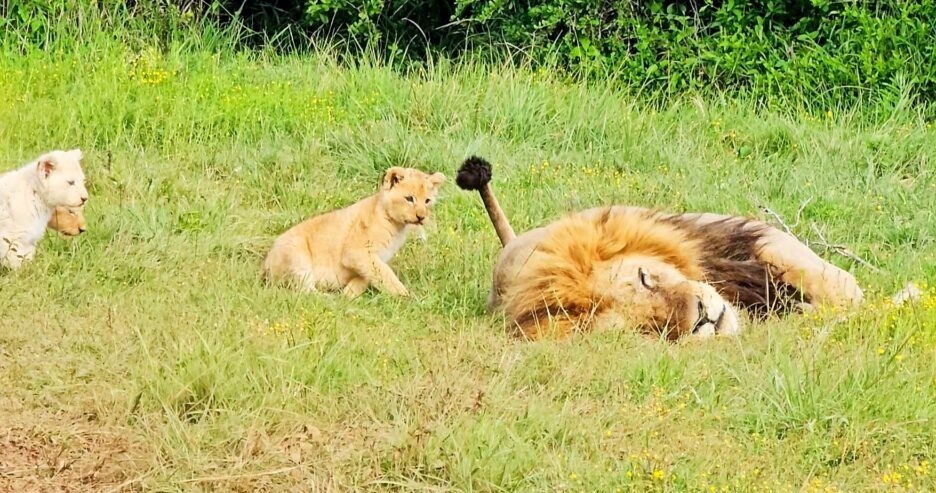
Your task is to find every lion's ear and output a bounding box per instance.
[427,172,445,192]
[381,167,407,190]
[68,148,83,161]
[36,155,55,178]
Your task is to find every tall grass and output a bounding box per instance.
[1,13,935,493]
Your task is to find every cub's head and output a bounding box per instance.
[35,148,89,208]
[595,255,741,340]
[379,166,445,226]
[48,206,87,237]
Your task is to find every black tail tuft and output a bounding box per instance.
[456,156,493,191]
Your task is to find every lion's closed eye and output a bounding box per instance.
[638,268,656,290]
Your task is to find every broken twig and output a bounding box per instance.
[757,196,813,245]
[757,197,879,272]
[810,223,881,272]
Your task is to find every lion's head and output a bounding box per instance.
[500,209,743,341]
[379,166,445,226]
[48,206,87,237]
[588,255,741,339]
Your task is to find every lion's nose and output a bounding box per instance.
[713,306,727,331]
[79,196,88,205]
[78,227,86,234]
[691,297,716,334]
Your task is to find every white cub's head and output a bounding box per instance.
[35,149,89,208]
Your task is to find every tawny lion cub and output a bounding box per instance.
[48,206,88,237]
[262,166,445,297]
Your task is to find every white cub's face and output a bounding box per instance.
[38,149,89,208]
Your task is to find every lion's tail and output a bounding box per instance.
[456,156,516,247]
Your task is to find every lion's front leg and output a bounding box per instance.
[755,226,863,309]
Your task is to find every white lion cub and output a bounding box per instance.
[0,149,89,270]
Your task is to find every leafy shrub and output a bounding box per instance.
[453,0,936,104]
[2,0,935,108]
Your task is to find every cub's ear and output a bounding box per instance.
[381,166,407,190]
[36,155,55,178]
[68,148,83,161]
[428,172,445,192]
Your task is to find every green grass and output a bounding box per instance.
[1,32,936,492]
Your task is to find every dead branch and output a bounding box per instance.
[810,223,881,272]
[792,196,813,229]
[756,197,879,271]
[756,196,813,245]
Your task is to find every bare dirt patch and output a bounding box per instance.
[0,414,144,493]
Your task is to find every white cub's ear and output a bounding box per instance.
[68,148,83,161]
[381,166,407,190]
[36,154,55,178]
[428,172,445,192]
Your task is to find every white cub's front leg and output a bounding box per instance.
[1,239,33,270]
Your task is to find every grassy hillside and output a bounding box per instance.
[1,35,936,492]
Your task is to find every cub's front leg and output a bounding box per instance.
[0,238,33,270]
[342,277,370,299]
[343,253,410,297]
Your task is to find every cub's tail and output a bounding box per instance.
[456,156,517,247]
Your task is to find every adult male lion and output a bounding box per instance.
[456,156,863,340]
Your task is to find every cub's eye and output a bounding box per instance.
[405,196,415,203]
[638,268,655,290]
[67,180,75,186]
[68,210,78,216]
[425,198,431,204]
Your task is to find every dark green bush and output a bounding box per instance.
[2,0,935,108]
[283,0,936,106]
[452,0,936,103]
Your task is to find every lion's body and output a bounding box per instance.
[456,157,862,340]
[48,206,87,237]
[0,149,89,270]
[262,166,444,297]
[492,206,861,339]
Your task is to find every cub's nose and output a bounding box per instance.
[79,196,88,205]
[78,227,86,234]
[416,215,425,224]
